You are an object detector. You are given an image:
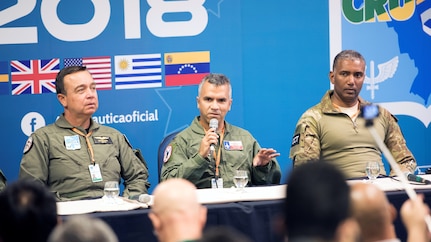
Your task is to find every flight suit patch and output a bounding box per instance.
[23,136,33,154]
[93,136,113,144]
[163,145,172,163]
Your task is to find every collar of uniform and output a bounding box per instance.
[320,90,369,115]
[55,113,100,132]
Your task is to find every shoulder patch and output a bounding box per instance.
[291,134,300,147]
[23,136,33,154]
[163,145,173,163]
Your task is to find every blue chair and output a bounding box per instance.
[157,130,182,182]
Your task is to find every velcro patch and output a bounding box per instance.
[93,136,113,144]
[291,134,300,147]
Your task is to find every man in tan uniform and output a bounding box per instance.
[290,50,415,179]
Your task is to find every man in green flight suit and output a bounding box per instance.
[161,73,281,189]
[19,66,150,201]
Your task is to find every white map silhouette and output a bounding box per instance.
[364,56,399,100]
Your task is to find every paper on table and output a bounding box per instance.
[347,174,431,192]
[57,197,148,215]
[196,185,287,204]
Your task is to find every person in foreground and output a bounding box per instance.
[48,215,118,242]
[19,65,150,201]
[161,73,281,188]
[149,178,207,242]
[284,162,360,242]
[400,194,431,242]
[350,182,431,242]
[350,182,399,242]
[289,49,416,179]
[0,179,58,242]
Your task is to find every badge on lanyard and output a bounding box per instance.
[223,141,243,151]
[89,164,103,182]
[64,135,81,150]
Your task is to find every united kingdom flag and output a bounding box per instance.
[11,59,59,95]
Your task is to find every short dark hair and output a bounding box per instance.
[284,162,350,240]
[332,50,365,71]
[55,65,87,94]
[0,179,58,242]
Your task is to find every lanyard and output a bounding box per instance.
[213,129,224,178]
[72,128,95,165]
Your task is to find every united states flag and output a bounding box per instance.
[64,56,112,90]
[11,59,59,95]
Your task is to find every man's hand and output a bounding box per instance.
[400,194,431,241]
[198,127,218,158]
[253,148,280,167]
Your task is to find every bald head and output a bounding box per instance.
[149,178,207,242]
[350,183,397,242]
[152,178,200,215]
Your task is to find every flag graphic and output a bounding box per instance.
[0,61,9,95]
[114,54,162,89]
[11,59,59,95]
[164,51,210,86]
[64,57,112,90]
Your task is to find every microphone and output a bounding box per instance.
[129,194,152,204]
[209,118,218,152]
[406,173,431,185]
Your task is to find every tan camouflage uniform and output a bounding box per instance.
[289,90,416,179]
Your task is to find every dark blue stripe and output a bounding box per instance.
[165,62,210,75]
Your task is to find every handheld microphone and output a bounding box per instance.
[209,118,218,152]
[406,173,431,185]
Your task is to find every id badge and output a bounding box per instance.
[211,178,223,189]
[89,164,103,182]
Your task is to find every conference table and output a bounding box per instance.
[58,175,431,242]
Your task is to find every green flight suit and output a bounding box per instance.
[19,114,150,201]
[161,117,281,188]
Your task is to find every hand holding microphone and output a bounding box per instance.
[209,118,218,153]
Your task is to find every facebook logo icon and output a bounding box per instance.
[21,112,46,136]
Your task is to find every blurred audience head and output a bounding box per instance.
[350,182,398,242]
[284,162,358,241]
[48,215,118,242]
[149,178,207,242]
[0,179,58,242]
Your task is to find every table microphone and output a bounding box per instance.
[406,173,431,185]
[209,118,218,152]
[129,194,152,204]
